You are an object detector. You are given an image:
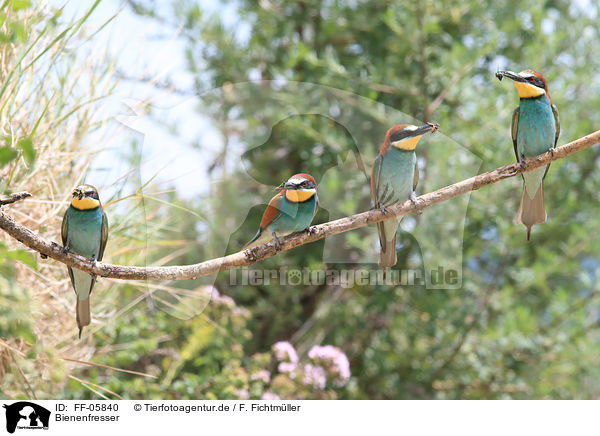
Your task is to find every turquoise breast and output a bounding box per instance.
[517,95,556,158]
[66,206,104,258]
[517,94,556,197]
[271,195,317,233]
[379,147,416,205]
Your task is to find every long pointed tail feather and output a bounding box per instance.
[516,183,547,241]
[76,298,90,338]
[378,232,397,271]
[244,229,264,249]
[379,239,397,269]
[377,220,398,277]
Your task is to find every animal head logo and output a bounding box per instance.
[3,402,50,434]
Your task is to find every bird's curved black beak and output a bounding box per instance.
[413,122,440,137]
[72,189,83,200]
[283,181,298,190]
[496,70,525,83]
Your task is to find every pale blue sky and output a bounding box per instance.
[56,0,229,201]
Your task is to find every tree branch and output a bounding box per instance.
[0,191,31,206]
[1,130,599,281]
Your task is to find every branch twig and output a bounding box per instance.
[0,191,31,206]
[0,130,599,281]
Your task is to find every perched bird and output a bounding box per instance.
[245,173,318,249]
[61,184,108,338]
[496,69,560,240]
[371,123,439,273]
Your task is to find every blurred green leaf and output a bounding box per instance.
[9,0,32,11]
[0,146,18,166]
[7,249,37,269]
[9,21,26,42]
[18,136,35,164]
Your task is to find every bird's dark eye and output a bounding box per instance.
[528,77,543,88]
[301,181,308,188]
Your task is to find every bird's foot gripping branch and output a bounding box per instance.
[0,129,599,282]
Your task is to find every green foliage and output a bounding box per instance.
[0,242,36,278]
[0,146,18,166]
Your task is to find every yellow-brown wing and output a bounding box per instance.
[260,191,284,229]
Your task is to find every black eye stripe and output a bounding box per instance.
[84,191,99,199]
[526,77,544,88]
[297,180,315,189]
[389,130,410,143]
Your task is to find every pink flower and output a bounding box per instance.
[302,364,327,389]
[261,391,281,400]
[277,362,297,377]
[251,370,271,383]
[215,294,235,308]
[307,345,351,387]
[272,341,298,364]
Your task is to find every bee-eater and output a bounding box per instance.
[61,184,108,338]
[371,123,439,273]
[496,69,560,240]
[245,173,318,249]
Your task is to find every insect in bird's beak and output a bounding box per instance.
[273,181,286,191]
[495,70,525,83]
[495,65,503,81]
[428,122,440,133]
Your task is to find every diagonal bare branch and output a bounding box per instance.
[0,130,599,281]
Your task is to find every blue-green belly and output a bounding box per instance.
[65,206,103,300]
[66,206,103,257]
[517,95,556,197]
[271,195,317,233]
[378,148,416,205]
[517,96,556,158]
[378,148,416,239]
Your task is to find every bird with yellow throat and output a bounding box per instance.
[61,184,108,337]
[496,69,560,240]
[245,173,318,249]
[371,123,439,275]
